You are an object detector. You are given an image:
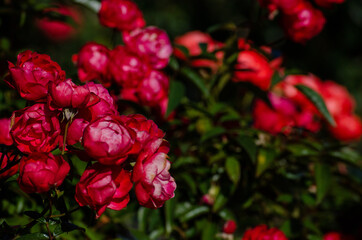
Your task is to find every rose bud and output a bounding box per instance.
[315,0,345,8]
[282,1,326,44]
[18,153,70,193]
[11,103,61,154]
[119,114,164,155]
[0,118,13,146]
[98,0,145,32]
[329,114,362,142]
[0,152,19,180]
[123,26,173,69]
[108,46,149,88]
[82,115,135,165]
[132,138,176,208]
[36,5,82,42]
[242,225,288,240]
[48,79,98,109]
[321,81,355,117]
[75,164,132,218]
[7,50,65,101]
[253,94,296,134]
[233,50,273,91]
[85,82,118,120]
[200,194,215,206]
[173,30,224,72]
[73,42,111,85]
[223,220,237,234]
[136,70,169,107]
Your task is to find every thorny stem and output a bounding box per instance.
[49,206,81,219]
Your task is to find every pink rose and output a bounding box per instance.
[66,117,90,146]
[108,46,149,87]
[233,50,273,91]
[0,118,13,146]
[82,115,135,165]
[48,79,98,109]
[282,1,326,44]
[74,42,111,85]
[36,5,82,42]
[119,114,164,155]
[242,225,288,240]
[0,152,19,179]
[132,138,176,208]
[75,163,133,218]
[123,26,173,69]
[98,0,145,32]
[7,50,65,101]
[18,153,70,193]
[223,220,237,234]
[11,103,61,154]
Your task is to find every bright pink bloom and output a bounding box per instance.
[0,118,13,146]
[282,1,326,43]
[74,42,110,85]
[242,225,288,240]
[108,46,149,87]
[329,114,362,142]
[66,118,90,146]
[98,0,145,32]
[0,152,19,179]
[137,70,169,107]
[7,50,65,101]
[223,220,237,234]
[11,103,61,154]
[18,153,70,193]
[82,115,135,165]
[233,50,273,91]
[132,138,176,208]
[123,26,172,69]
[75,163,133,218]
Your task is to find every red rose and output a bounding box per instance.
[132,138,176,208]
[137,70,169,107]
[0,118,13,146]
[98,0,145,32]
[321,81,355,117]
[123,26,173,69]
[0,152,19,180]
[108,46,149,87]
[282,1,326,43]
[36,5,81,42]
[7,50,65,101]
[75,163,133,218]
[119,114,164,155]
[329,114,362,142]
[66,117,90,146]
[49,79,97,109]
[18,153,70,193]
[74,42,110,85]
[11,103,61,154]
[223,220,237,234]
[174,30,224,71]
[242,225,288,240]
[315,0,345,8]
[324,232,342,240]
[82,115,135,165]
[233,50,273,90]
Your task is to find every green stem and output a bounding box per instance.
[62,121,71,155]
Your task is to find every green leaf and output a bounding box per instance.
[256,148,275,177]
[212,193,228,212]
[237,135,257,163]
[201,127,226,142]
[17,233,49,240]
[271,72,283,87]
[166,79,185,117]
[287,144,318,157]
[165,198,175,235]
[129,228,151,240]
[180,206,209,222]
[295,84,335,126]
[225,157,241,184]
[201,221,217,240]
[315,163,332,204]
[180,67,210,97]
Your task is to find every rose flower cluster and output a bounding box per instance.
[258,0,345,43]
[3,49,176,217]
[73,0,172,117]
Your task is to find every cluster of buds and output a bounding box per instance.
[3,49,176,217]
[258,0,344,43]
[253,74,362,141]
[73,0,172,117]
